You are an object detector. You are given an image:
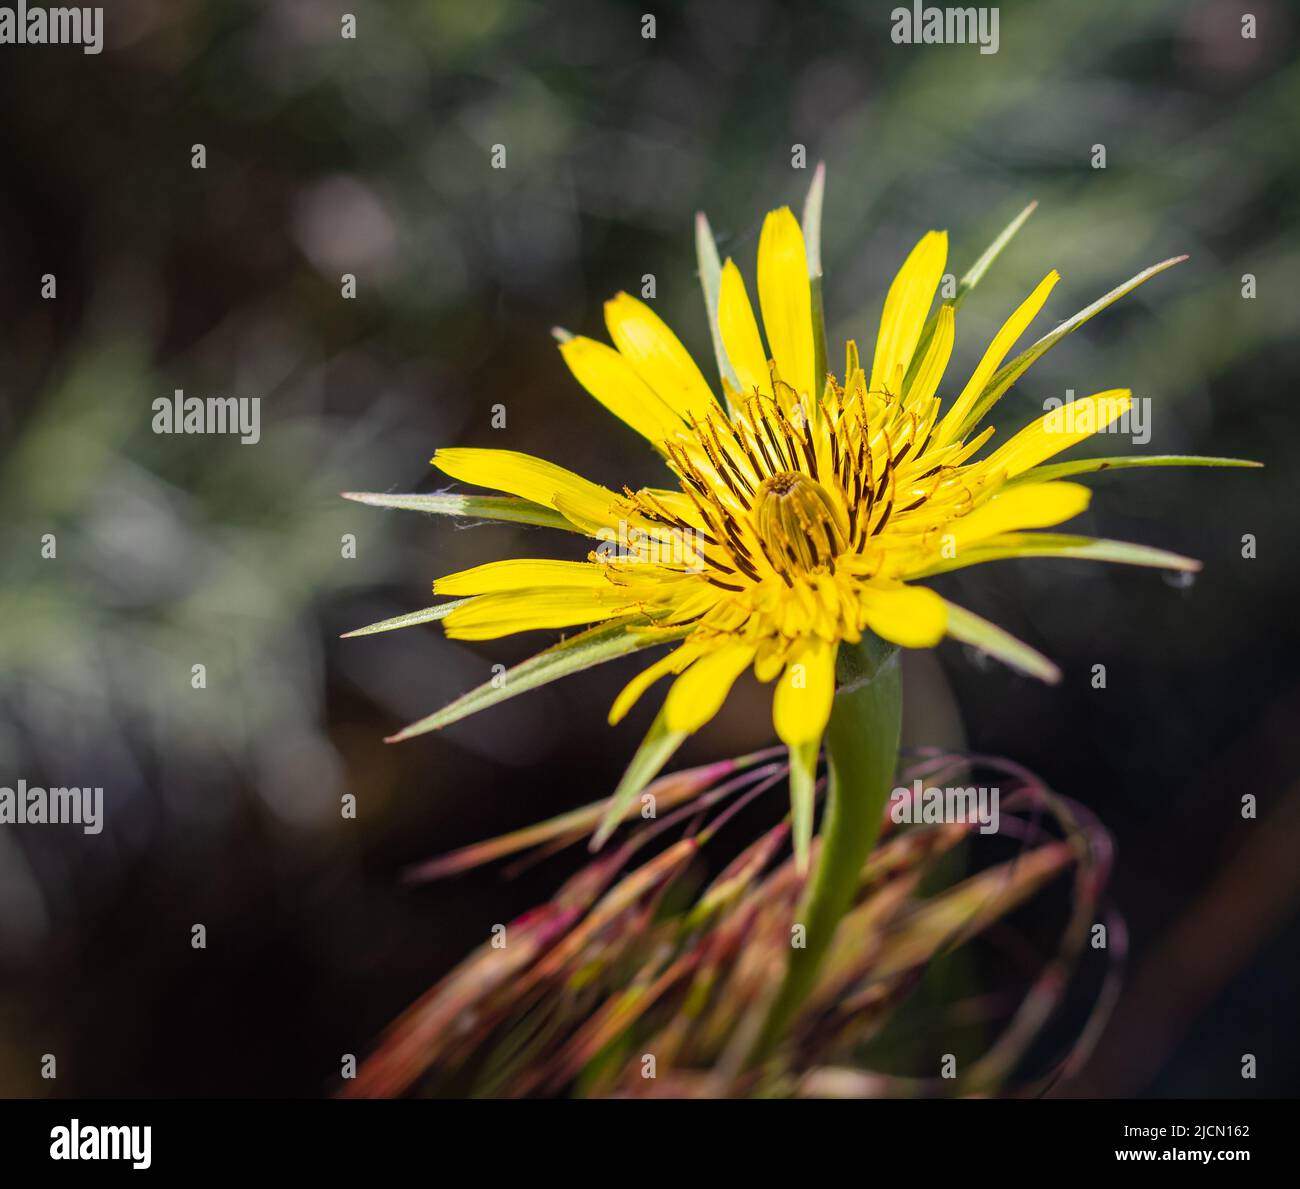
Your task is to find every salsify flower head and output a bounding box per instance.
[345,170,1255,865]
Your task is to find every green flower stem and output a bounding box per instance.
[752,632,902,1064]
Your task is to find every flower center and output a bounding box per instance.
[754,471,848,577]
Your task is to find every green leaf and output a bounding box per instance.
[591,707,687,850]
[341,600,469,638]
[1005,453,1262,488]
[942,601,1060,684]
[907,200,1037,391]
[695,210,741,399]
[787,739,820,877]
[913,533,1200,578]
[387,618,691,742]
[342,490,574,531]
[801,162,828,407]
[955,255,1188,440]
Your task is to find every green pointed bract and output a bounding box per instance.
[942,601,1061,684]
[787,739,820,876]
[695,210,741,402]
[956,255,1188,441]
[386,618,691,742]
[342,600,469,639]
[952,199,1039,308]
[801,162,828,402]
[1007,453,1262,488]
[341,490,574,531]
[592,708,687,851]
[913,533,1200,578]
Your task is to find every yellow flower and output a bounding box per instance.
[348,183,1255,858]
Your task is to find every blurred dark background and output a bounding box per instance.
[0,0,1296,1096]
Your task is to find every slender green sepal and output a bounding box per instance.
[956,255,1188,440]
[942,600,1061,684]
[787,738,820,876]
[913,533,1201,577]
[695,211,741,402]
[387,619,691,742]
[342,491,573,532]
[1005,453,1262,488]
[801,162,826,280]
[592,707,687,850]
[952,199,1038,309]
[342,600,469,638]
[801,162,828,406]
[753,632,902,1061]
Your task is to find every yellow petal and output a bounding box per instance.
[935,270,1059,444]
[868,231,948,400]
[858,583,948,648]
[772,639,836,747]
[983,390,1132,477]
[434,558,611,597]
[663,644,755,733]
[608,643,701,725]
[442,589,632,641]
[949,481,1092,547]
[558,336,684,444]
[757,207,816,401]
[754,638,790,683]
[904,303,955,409]
[718,259,771,398]
[603,292,719,422]
[432,448,620,531]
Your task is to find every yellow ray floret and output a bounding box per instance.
[432,448,621,530]
[757,207,817,401]
[773,639,836,747]
[442,588,636,641]
[870,230,948,400]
